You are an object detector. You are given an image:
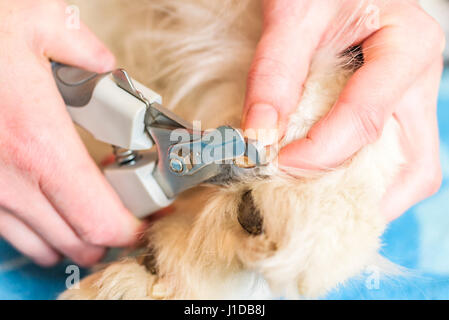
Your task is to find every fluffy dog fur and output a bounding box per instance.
[60,0,406,299]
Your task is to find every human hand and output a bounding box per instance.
[0,0,141,266]
[242,0,445,221]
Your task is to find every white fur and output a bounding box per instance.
[61,0,405,299]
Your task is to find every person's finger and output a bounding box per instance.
[382,58,443,221]
[16,63,143,248]
[279,18,443,170]
[242,1,329,137]
[0,210,61,267]
[36,116,143,248]
[382,152,441,222]
[381,106,441,221]
[0,163,106,266]
[35,0,115,73]
[13,188,106,267]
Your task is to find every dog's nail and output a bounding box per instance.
[151,282,169,299]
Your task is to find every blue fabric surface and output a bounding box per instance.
[1,71,449,300]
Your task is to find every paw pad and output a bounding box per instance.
[238,190,263,236]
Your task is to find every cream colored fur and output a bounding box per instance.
[60,0,405,299]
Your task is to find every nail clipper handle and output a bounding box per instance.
[52,62,157,150]
[104,152,173,219]
[52,62,172,218]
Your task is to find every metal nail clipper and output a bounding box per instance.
[51,62,267,218]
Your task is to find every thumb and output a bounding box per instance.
[241,3,324,139]
[37,1,115,73]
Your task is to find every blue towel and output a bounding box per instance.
[1,71,449,300]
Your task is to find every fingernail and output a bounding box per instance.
[99,49,116,72]
[244,104,278,130]
[243,104,279,146]
[126,218,145,246]
[117,211,144,244]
